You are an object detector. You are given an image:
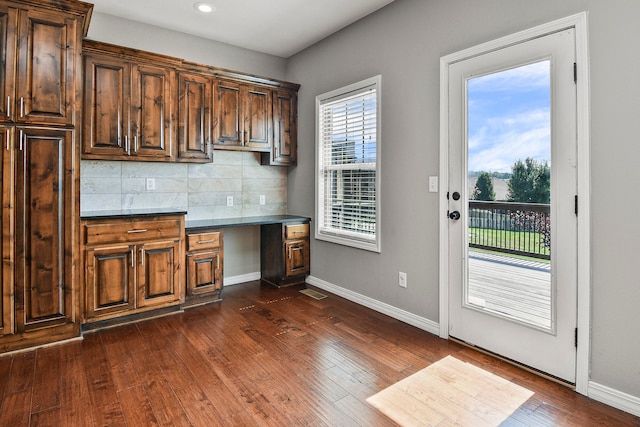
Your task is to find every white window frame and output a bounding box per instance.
[315,75,382,253]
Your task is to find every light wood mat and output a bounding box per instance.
[366,355,534,426]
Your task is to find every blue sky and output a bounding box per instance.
[467,60,551,173]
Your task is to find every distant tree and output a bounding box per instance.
[472,171,496,201]
[506,158,550,204]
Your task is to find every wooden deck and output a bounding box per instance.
[467,250,552,329]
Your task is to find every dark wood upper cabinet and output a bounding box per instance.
[213,80,271,152]
[177,71,212,163]
[82,53,130,157]
[262,89,298,166]
[0,6,17,122]
[82,40,299,164]
[82,49,175,161]
[131,64,174,159]
[1,4,80,126]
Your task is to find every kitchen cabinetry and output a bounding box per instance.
[262,89,298,166]
[213,80,272,151]
[82,48,175,161]
[185,230,223,307]
[260,222,310,287]
[176,71,213,162]
[0,0,90,353]
[81,215,184,323]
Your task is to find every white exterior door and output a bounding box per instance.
[447,28,578,383]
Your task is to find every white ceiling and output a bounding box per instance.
[88,0,396,58]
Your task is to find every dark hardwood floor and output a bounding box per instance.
[0,280,638,426]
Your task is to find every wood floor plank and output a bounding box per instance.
[31,347,61,413]
[116,385,160,427]
[81,332,127,426]
[0,389,32,427]
[59,355,94,427]
[5,351,35,394]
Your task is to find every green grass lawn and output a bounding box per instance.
[468,227,550,257]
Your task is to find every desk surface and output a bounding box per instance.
[185,214,311,231]
[80,210,310,230]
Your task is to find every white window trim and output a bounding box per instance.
[315,75,382,253]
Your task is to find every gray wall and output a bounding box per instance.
[286,0,640,399]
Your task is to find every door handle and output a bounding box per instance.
[449,210,461,220]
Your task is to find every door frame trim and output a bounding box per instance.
[438,12,591,395]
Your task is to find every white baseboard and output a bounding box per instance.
[224,272,261,286]
[306,275,440,336]
[589,381,640,417]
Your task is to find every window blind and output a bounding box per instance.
[318,85,378,245]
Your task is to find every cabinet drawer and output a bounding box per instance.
[84,219,182,245]
[284,223,309,240]
[187,231,221,251]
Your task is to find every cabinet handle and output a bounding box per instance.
[18,130,23,151]
[127,229,148,234]
[217,254,220,270]
[198,239,215,243]
[134,135,138,151]
[140,249,145,266]
[124,136,129,155]
[19,97,24,118]
[6,96,10,118]
[131,249,135,268]
[5,129,9,151]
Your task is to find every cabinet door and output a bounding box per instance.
[244,86,271,151]
[285,240,310,278]
[270,89,297,165]
[0,6,17,123]
[0,126,13,336]
[131,64,174,159]
[137,240,181,308]
[82,54,130,156]
[177,72,212,162]
[15,127,73,331]
[16,9,77,125]
[85,245,136,320]
[214,80,242,147]
[186,250,222,296]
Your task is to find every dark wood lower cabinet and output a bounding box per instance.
[84,245,136,319]
[81,215,185,324]
[260,222,310,287]
[184,230,223,307]
[0,126,80,352]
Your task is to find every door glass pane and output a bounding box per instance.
[466,60,553,331]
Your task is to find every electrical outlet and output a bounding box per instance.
[227,196,233,207]
[399,272,407,288]
[259,195,266,205]
[146,178,156,191]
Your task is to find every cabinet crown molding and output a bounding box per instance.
[82,39,300,91]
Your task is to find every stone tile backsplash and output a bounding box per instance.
[80,151,287,220]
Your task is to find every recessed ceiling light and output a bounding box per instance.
[194,2,215,13]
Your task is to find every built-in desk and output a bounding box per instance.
[186,215,311,290]
[79,210,311,317]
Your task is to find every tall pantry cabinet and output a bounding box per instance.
[0,0,91,351]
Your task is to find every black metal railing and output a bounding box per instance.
[468,201,550,260]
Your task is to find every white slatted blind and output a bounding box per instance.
[316,76,380,252]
